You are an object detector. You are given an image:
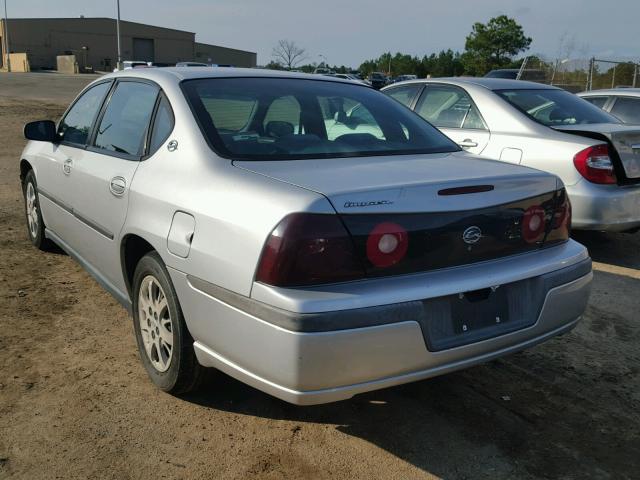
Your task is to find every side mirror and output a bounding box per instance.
[24,120,57,143]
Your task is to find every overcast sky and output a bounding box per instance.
[7,0,639,66]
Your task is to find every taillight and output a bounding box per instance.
[521,206,546,244]
[573,144,617,184]
[547,188,571,243]
[365,222,409,267]
[255,213,365,287]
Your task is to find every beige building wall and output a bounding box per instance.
[194,42,257,68]
[1,18,256,71]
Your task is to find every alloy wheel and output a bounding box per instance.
[138,275,174,372]
[25,182,39,239]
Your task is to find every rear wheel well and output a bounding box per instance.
[121,235,156,299]
[20,159,33,184]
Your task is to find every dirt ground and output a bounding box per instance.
[1,72,639,480]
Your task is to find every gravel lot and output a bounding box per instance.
[1,72,639,480]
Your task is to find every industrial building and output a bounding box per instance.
[0,17,257,71]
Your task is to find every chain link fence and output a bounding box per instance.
[514,56,639,92]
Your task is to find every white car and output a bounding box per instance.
[384,78,640,232]
[20,69,591,405]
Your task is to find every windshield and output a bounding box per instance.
[496,88,620,126]
[182,77,459,160]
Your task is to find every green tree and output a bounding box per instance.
[462,15,532,75]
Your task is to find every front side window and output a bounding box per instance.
[58,82,111,145]
[415,85,487,130]
[385,84,422,108]
[94,81,159,156]
[609,97,640,124]
[496,89,619,126]
[183,78,459,160]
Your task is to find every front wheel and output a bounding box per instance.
[22,170,53,251]
[132,251,203,394]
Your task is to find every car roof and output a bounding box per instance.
[578,88,640,96]
[385,77,559,91]
[103,67,363,85]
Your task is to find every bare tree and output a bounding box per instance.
[271,40,307,70]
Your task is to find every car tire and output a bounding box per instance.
[22,169,54,251]
[132,251,203,394]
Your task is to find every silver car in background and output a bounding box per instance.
[384,78,640,232]
[20,69,591,405]
[578,88,640,125]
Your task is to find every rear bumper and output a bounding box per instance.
[169,242,592,405]
[568,179,640,231]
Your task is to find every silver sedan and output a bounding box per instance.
[20,69,591,404]
[383,78,640,232]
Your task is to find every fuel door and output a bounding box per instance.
[167,212,195,258]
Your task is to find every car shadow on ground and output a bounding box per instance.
[182,337,640,479]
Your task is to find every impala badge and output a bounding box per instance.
[462,226,482,244]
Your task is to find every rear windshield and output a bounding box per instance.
[182,77,459,160]
[496,88,619,126]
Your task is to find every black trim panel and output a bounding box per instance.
[38,188,114,240]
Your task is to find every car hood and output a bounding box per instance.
[233,151,559,214]
[552,123,640,181]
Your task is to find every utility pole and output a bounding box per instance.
[3,0,10,72]
[587,57,595,91]
[116,0,122,70]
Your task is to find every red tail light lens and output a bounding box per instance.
[547,188,572,243]
[573,144,617,184]
[256,213,365,287]
[521,206,546,244]
[366,222,409,267]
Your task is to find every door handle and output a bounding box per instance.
[109,176,127,196]
[458,139,479,148]
[63,158,73,175]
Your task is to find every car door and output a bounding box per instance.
[413,84,490,155]
[35,80,113,239]
[64,79,161,291]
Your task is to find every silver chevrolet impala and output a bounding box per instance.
[20,69,592,405]
[383,78,640,232]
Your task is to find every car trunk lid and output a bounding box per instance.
[234,151,559,214]
[237,152,569,279]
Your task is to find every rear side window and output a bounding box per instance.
[149,95,175,153]
[58,82,111,145]
[609,97,640,124]
[415,85,487,130]
[582,96,609,109]
[94,81,159,156]
[385,84,422,108]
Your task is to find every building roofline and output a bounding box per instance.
[0,17,195,34]
[194,41,256,56]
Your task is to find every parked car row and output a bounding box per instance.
[115,60,234,71]
[383,78,640,232]
[21,67,635,406]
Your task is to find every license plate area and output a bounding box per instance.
[452,287,509,334]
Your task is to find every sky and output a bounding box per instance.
[6,0,639,67]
